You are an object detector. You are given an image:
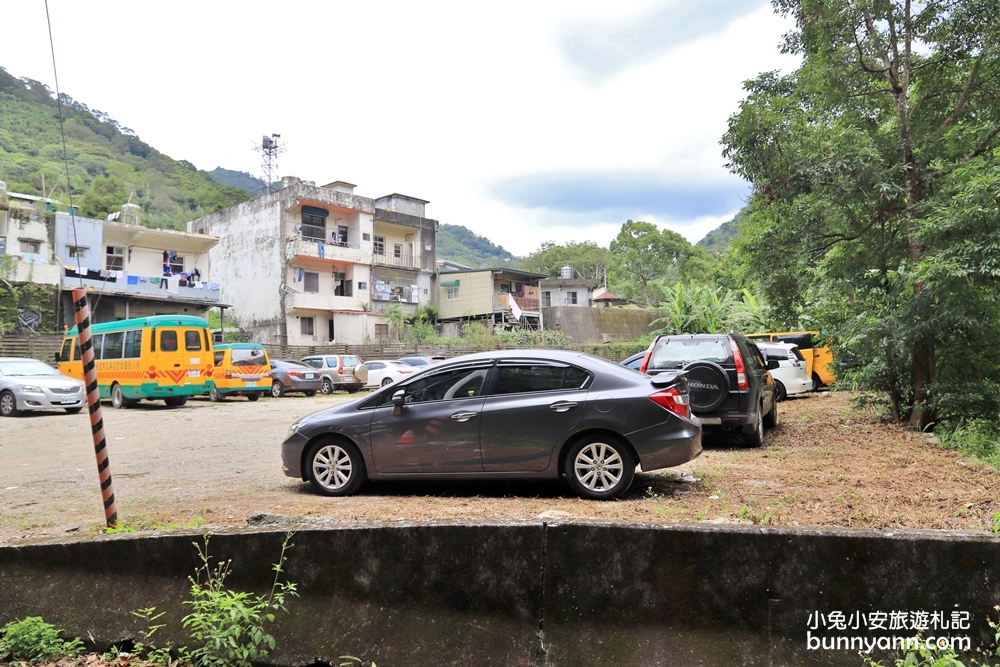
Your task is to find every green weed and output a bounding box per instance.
[0,616,84,662]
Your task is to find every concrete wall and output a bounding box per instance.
[543,306,661,343]
[2,522,999,667]
[54,213,103,272]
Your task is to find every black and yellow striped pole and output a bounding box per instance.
[72,287,118,528]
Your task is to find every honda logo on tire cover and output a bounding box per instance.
[689,381,720,391]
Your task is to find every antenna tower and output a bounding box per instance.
[253,133,284,195]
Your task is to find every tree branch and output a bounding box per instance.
[939,50,985,132]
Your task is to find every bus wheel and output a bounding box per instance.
[246,392,260,402]
[209,387,224,402]
[111,383,129,409]
[164,397,187,407]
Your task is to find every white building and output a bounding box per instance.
[186,179,437,346]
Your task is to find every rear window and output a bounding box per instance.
[160,330,178,352]
[232,348,267,366]
[342,355,362,367]
[792,348,805,362]
[185,330,202,351]
[649,339,732,370]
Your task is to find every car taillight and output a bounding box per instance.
[225,370,232,379]
[288,370,303,378]
[650,387,690,418]
[337,358,343,374]
[400,370,412,374]
[638,350,652,374]
[730,338,749,391]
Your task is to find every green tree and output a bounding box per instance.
[722,0,1000,428]
[80,175,130,219]
[608,220,694,306]
[522,241,611,280]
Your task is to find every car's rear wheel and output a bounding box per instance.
[320,377,334,394]
[744,407,765,447]
[246,392,260,402]
[271,381,285,398]
[164,397,187,407]
[774,381,787,402]
[111,383,129,409]
[209,387,224,402]
[304,390,317,397]
[763,397,779,428]
[565,435,634,500]
[305,439,366,496]
[811,373,821,392]
[65,407,83,414]
[381,377,393,387]
[0,390,20,417]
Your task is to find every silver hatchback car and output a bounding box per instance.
[0,357,86,417]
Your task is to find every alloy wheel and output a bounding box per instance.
[573,441,624,492]
[311,444,353,491]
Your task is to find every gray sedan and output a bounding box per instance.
[0,357,86,417]
[282,349,702,500]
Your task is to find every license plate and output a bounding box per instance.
[305,373,315,379]
[60,396,76,404]
[244,381,257,387]
[188,370,200,377]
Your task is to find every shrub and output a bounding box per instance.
[0,616,84,662]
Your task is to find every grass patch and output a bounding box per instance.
[937,418,1000,470]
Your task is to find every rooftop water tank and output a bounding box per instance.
[560,265,573,280]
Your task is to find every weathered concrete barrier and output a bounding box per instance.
[1,521,998,667]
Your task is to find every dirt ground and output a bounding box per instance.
[2,390,999,544]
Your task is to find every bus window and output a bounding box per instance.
[160,330,178,352]
[124,330,143,359]
[185,330,202,351]
[92,334,106,360]
[103,331,125,359]
[213,350,225,366]
[58,338,73,363]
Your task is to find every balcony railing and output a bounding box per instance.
[373,252,418,270]
[498,293,540,313]
[285,292,362,312]
[63,267,221,303]
[286,236,368,264]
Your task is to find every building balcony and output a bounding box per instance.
[63,268,221,304]
[498,293,540,313]
[373,252,420,270]
[286,236,369,265]
[285,291,363,312]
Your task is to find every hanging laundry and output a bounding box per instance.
[318,242,325,258]
[298,267,305,282]
[167,277,181,294]
[127,275,139,285]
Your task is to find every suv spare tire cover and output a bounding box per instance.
[353,364,369,383]
[682,361,730,412]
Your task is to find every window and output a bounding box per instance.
[106,246,125,271]
[160,330,178,352]
[335,225,349,245]
[446,285,460,300]
[20,240,41,254]
[214,351,225,365]
[185,330,202,351]
[565,291,578,305]
[58,338,73,363]
[102,332,124,360]
[541,291,551,307]
[169,254,185,274]
[123,330,143,359]
[335,272,352,296]
[374,236,385,255]
[302,358,322,368]
[91,334,105,360]
[368,361,385,370]
[232,348,266,366]
[68,246,87,258]
[493,364,591,395]
[363,233,371,242]
[300,317,315,336]
[358,281,368,291]
[393,243,402,258]
[380,366,488,405]
[303,272,319,293]
[375,323,389,339]
[301,212,326,241]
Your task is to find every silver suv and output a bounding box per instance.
[300,355,369,394]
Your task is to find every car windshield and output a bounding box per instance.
[0,360,61,377]
[650,340,731,369]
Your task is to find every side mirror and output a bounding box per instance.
[391,389,406,408]
[54,352,61,363]
[766,359,780,370]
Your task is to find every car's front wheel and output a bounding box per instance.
[565,435,634,500]
[0,390,20,417]
[305,439,367,496]
[381,377,393,387]
[320,377,334,394]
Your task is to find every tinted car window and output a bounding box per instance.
[214,351,226,365]
[185,330,202,351]
[123,330,143,359]
[160,330,178,352]
[367,361,385,370]
[650,339,730,369]
[232,348,265,365]
[380,366,488,406]
[103,332,124,360]
[302,358,322,368]
[493,364,590,394]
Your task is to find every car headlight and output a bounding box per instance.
[18,385,42,393]
[287,421,304,438]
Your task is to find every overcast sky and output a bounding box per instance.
[1,1,796,256]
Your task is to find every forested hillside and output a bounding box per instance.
[435,223,520,268]
[208,167,261,196]
[0,67,248,228]
[696,208,744,256]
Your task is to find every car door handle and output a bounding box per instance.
[451,411,478,422]
[549,401,578,412]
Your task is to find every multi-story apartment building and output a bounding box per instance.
[186,179,437,345]
[0,184,63,287]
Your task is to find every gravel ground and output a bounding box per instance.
[2,390,999,545]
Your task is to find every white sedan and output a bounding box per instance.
[757,342,814,401]
[363,360,418,388]
[0,357,86,417]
